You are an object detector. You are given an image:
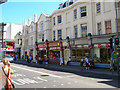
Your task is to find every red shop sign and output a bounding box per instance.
[38,44,46,48]
[81,45,84,48]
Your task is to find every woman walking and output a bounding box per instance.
[2,58,14,90]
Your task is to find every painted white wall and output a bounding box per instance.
[4,23,22,40]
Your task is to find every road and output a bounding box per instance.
[0,62,119,89]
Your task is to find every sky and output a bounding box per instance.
[0,0,66,24]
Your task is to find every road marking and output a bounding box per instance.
[11,65,62,78]
[11,73,26,78]
[11,77,47,86]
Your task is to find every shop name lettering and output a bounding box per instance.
[11,74,47,85]
[49,47,61,50]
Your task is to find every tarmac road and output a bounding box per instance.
[0,62,119,89]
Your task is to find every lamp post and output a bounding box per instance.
[45,39,49,57]
[66,36,71,58]
[88,33,93,59]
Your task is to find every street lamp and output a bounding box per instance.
[88,33,93,59]
[66,36,71,57]
[45,39,49,57]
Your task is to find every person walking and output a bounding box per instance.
[2,58,14,90]
[35,55,38,64]
[60,56,63,66]
[67,57,71,65]
[85,56,89,70]
[80,57,84,70]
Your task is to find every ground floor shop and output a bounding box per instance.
[37,41,64,64]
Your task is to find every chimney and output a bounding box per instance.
[34,14,37,23]
[28,18,31,25]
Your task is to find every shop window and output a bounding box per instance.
[96,2,101,14]
[80,6,87,17]
[57,15,62,24]
[105,20,112,34]
[49,50,60,61]
[81,24,87,37]
[74,25,78,38]
[58,30,62,40]
[97,22,102,35]
[74,9,77,19]
[53,17,55,25]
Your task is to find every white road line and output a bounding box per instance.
[11,65,62,78]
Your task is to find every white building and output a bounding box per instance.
[4,23,22,40]
[21,0,120,64]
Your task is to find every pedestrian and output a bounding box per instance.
[85,56,89,70]
[60,56,63,66]
[45,56,49,65]
[75,57,77,61]
[35,55,38,64]
[22,55,24,60]
[38,56,41,64]
[25,54,29,63]
[2,58,14,90]
[80,57,84,70]
[67,57,71,65]
[110,57,116,71]
[29,55,32,63]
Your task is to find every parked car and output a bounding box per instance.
[2,54,14,63]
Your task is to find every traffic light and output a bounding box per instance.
[109,38,113,49]
[115,37,119,45]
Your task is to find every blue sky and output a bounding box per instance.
[0,0,66,24]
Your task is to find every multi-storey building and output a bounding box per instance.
[21,0,120,64]
[21,15,37,60]
[14,32,22,59]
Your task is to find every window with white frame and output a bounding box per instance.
[81,24,87,37]
[57,15,62,24]
[31,37,33,45]
[74,9,77,19]
[96,2,101,13]
[58,30,62,40]
[41,23,44,31]
[97,22,102,35]
[74,25,78,38]
[26,30,29,35]
[42,34,44,41]
[117,1,120,8]
[53,17,55,25]
[80,6,87,17]
[115,1,120,8]
[118,19,120,32]
[53,31,56,40]
[31,26,33,32]
[39,34,42,39]
[105,20,112,34]
[26,39,28,46]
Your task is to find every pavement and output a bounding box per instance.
[13,60,119,77]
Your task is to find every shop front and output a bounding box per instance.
[48,41,64,64]
[37,43,46,60]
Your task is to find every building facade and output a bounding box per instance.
[14,32,22,59]
[21,0,120,64]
